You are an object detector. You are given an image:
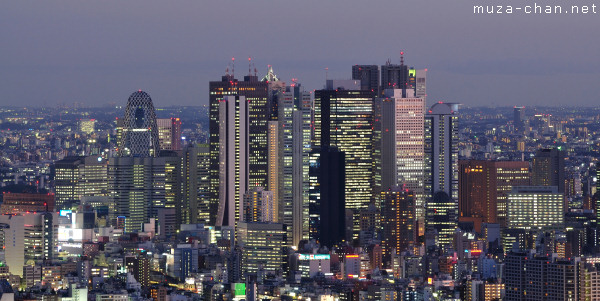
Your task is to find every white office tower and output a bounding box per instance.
[374,89,425,233]
[217,95,249,227]
[276,85,312,247]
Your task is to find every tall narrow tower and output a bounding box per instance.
[209,72,269,226]
[374,89,425,232]
[424,102,459,248]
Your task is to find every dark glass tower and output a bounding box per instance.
[119,90,160,157]
[381,63,409,91]
[352,65,379,93]
[424,103,459,249]
[513,106,525,132]
[309,148,346,248]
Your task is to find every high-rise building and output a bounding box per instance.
[267,120,280,222]
[381,62,409,91]
[209,74,269,226]
[163,153,183,225]
[381,187,416,262]
[53,156,108,209]
[237,222,286,280]
[181,144,211,225]
[243,187,276,223]
[314,84,374,238]
[217,95,249,227]
[513,106,525,132]
[413,68,427,103]
[0,213,58,277]
[157,118,182,151]
[309,148,346,247]
[424,102,459,245]
[504,252,578,301]
[374,89,425,232]
[108,156,168,232]
[352,65,379,92]
[425,191,456,250]
[459,160,530,231]
[495,161,530,227]
[507,186,564,231]
[118,90,160,157]
[532,148,565,193]
[275,84,311,246]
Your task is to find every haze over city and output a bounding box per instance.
[2,0,600,107]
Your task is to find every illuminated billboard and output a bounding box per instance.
[298,254,331,260]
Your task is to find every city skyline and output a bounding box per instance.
[2,0,600,107]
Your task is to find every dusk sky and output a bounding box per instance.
[1,0,599,107]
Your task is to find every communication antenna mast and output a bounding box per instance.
[248,57,252,76]
[400,51,405,66]
[231,57,235,79]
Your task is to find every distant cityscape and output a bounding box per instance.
[0,58,600,301]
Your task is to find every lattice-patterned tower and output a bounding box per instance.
[119,90,160,157]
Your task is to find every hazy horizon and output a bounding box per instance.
[2,0,599,107]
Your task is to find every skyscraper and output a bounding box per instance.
[118,90,160,157]
[531,148,565,192]
[532,148,566,212]
[495,161,530,227]
[157,118,182,151]
[53,156,108,209]
[458,160,530,231]
[209,74,269,226]
[425,191,456,250]
[237,222,286,281]
[352,65,379,93]
[314,83,375,238]
[309,148,346,248]
[513,106,525,132]
[381,62,409,91]
[374,89,425,232]
[267,120,280,222]
[381,187,416,262]
[181,144,211,225]
[424,102,459,245]
[108,156,167,232]
[275,84,312,246]
[413,68,427,103]
[217,95,249,227]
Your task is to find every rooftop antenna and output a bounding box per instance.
[400,51,406,97]
[231,57,235,79]
[325,67,329,81]
[400,51,405,66]
[248,57,252,76]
